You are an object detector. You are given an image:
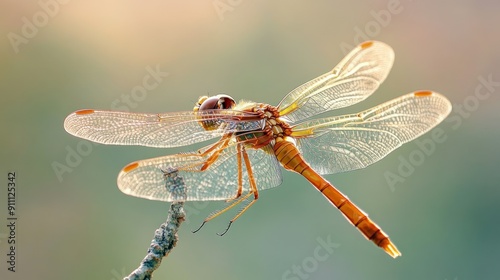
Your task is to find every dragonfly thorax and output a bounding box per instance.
[236,103,292,149]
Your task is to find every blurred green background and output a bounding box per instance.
[1,1,499,279]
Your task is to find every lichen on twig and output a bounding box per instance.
[124,167,186,280]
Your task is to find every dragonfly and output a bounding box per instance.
[64,41,452,258]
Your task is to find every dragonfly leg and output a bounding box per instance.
[217,221,233,236]
[233,143,244,200]
[191,221,207,233]
[217,195,258,236]
[218,146,260,236]
[170,137,231,172]
[180,136,230,172]
[216,193,254,236]
[200,137,231,171]
[192,191,254,234]
[196,135,230,157]
[193,145,260,235]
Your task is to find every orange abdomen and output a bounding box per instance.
[273,138,401,258]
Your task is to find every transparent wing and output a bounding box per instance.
[277,41,394,123]
[64,109,263,148]
[291,91,452,175]
[117,142,283,201]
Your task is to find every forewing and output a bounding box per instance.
[64,109,263,148]
[117,143,283,202]
[277,41,394,123]
[291,91,452,174]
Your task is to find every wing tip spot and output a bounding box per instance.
[75,109,95,115]
[360,41,374,49]
[414,90,433,97]
[123,162,139,172]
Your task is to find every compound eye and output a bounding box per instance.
[218,95,236,109]
[198,96,219,110]
[198,94,235,110]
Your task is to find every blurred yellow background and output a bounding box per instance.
[1,1,499,279]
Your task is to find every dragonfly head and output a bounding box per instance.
[193,94,236,131]
[193,94,236,112]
